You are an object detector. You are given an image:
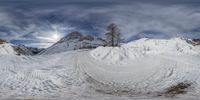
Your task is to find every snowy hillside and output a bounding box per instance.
[0,43,17,55]
[40,32,105,55]
[0,38,200,99]
[91,38,200,65]
[0,42,43,56]
[13,45,44,55]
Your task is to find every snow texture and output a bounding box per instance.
[40,32,105,55]
[91,38,199,65]
[0,43,17,55]
[0,38,200,100]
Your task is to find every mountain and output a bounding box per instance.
[0,39,43,55]
[13,45,44,55]
[128,30,170,41]
[40,32,105,55]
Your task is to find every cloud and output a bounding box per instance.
[0,1,200,47]
[106,4,200,39]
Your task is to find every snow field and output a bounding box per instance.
[0,38,200,99]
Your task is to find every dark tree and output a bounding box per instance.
[105,23,122,47]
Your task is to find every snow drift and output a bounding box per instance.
[91,38,200,65]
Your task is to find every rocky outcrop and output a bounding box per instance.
[13,45,44,55]
[0,39,7,44]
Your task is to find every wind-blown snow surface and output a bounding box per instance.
[0,38,200,100]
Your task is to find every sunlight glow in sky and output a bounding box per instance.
[52,33,59,40]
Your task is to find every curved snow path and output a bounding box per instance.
[80,52,163,84]
[79,51,200,95]
[0,50,200,99]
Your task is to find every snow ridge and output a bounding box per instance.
[91,38,200,65]
[40,32,105,55]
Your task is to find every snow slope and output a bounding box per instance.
[0,51,87,99]
[0,43,43,56]
[0,43,17,55]
[91,38,200,65]
[0,38,200,99]
[40,32,105,55]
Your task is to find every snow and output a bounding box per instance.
[40,32,105,55]
[0,38,200,99]
[91,38,199,65]
[0,51,86,99]
[0,43,17,55]
[40,39,103,55]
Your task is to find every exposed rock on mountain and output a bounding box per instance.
[13,45,44,55]
[190,39,200,45]
[0,39,7,44]
[0,39,43,55]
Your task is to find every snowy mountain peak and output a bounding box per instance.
[58,31,83,43]
[40,32,105,55]
[57,31,98,44]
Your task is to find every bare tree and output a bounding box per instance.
[105,23,122,47]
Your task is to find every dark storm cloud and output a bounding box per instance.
[0,0,200,47]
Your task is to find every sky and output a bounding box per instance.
[0,0,200,48]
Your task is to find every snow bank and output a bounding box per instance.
[0,43,17,55]
[91,38,199,65]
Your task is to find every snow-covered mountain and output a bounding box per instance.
[40,32,105,55]
[13,45,44,55]
[0,43,18,55]
[0,40,43,55]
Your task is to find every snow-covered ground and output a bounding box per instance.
[0,43,17,55]
[0,38,200,100]
[91,38,200,65]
